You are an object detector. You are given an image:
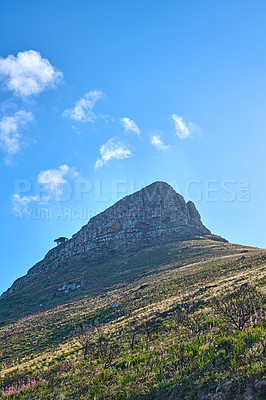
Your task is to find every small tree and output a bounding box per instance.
[213,285,262,330]
[127,319,139,350]
[74,323,94,358]
[93,320,118,366]
[141,318,162,340]
[173,296,205,334]
[74,320,117,366]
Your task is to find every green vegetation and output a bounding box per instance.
[0,238,266,399]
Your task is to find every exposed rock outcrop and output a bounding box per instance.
[58,282,81,294]
[1,181,226,297]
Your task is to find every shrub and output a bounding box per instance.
[213,285,262,330]
[74,323,94,358]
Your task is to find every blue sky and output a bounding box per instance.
[1,0,266,295]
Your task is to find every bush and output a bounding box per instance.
[213,285,262,330]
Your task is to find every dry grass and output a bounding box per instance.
[1,238,266,399]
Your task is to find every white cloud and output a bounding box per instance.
[172,114,191,139]
[0,50,62,97]
[63,90,104,122]
[121,117,140,136]
[95,138,132,169]
[38,164,80,199]
[12,165,81,215]
[12,194,40,215]
[0,110,33,154]
[151,134,169,151]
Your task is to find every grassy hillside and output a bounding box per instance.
[0,238,250,324]
[1,238,266,399]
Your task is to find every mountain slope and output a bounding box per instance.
[0,239,265,399]
[0,237,256,324]
[1,181,266,399]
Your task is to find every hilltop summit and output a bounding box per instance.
[2,181,226,297]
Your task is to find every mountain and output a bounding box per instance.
[1,182,266,399]
[1,181,225,299]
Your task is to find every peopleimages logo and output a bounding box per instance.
[12,178,250,220]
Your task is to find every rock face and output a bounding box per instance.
[2,181,225,297]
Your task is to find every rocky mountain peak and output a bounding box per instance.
[2,181,226,297]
